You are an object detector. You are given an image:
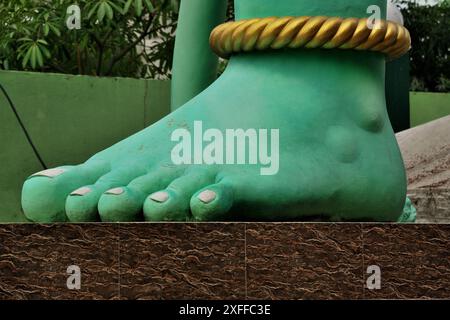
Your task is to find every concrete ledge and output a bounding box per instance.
[409,188,450,223]
[0,223,449,300]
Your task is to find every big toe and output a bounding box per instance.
[22,161,108,222]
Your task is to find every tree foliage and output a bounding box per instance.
[395,0,450,92]
[1,0,448,91]
[0,0,179,79]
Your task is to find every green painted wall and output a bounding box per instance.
[0,71,170,222]
[410,92,450,127]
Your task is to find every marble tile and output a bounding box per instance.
[363,224,450,299]
[246,223,363,300]
[119,223,246,300]
[0,224,119,300]
[1,223,449,300]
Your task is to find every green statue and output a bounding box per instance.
[21,0,414,222]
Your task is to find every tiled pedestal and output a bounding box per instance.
[1,223,449,300]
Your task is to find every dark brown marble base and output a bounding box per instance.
[0,223,449,300]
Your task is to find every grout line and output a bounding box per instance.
[361,223,365,299]
[244,224,247,300]
[118,223,121,300]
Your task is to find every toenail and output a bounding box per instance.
[105,187,124,195]
[32,168,65,178]
[150,191,169,203]
[198,190,216,204]
[70,187,92,196]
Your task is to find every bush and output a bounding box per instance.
[396,0,450,92]
[2,0,448,90]
[0,0,179,79]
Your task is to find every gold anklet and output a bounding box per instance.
[210,16,411,60]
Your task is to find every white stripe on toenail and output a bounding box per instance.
[150,191,169,203]
[71,187,92,196]
[105,187,124,195]
[198,190,216,204]
[32,168,65,178]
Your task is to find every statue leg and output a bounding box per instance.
[22,0,407,222]
[171,0,228,110]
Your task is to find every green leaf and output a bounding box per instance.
[143,0,154,12]
[97,2,107,22]
[109,1,124,14]
[135,0,143,16]
[35,45,44,67]
[18,37,32,42]
[43,24,50,36]
[49,24,61,37]
[22,46,32,68]
[79,34,89,49]
[87,2,100,19]
[123,0,132,14]
[30,45,37,69]
[18,42,31,52]
[38,44,51,59]
[105,2,114,20]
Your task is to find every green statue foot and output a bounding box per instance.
[21,0,407,223]
[397,197,417,223]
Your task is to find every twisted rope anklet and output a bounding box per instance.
[210,16,411,60]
